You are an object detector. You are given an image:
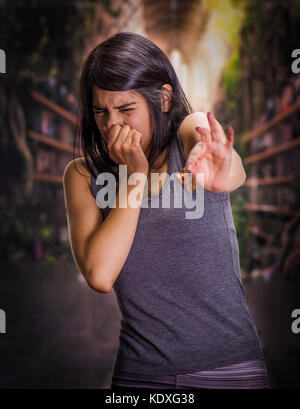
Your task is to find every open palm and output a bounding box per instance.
[181,112,234,192]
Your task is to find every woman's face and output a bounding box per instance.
[92,87,154,156]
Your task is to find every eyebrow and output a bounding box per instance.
[93,102,137,110]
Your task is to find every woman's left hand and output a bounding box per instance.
[177,112,234,193]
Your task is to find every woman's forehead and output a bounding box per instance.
[92,87,140,105]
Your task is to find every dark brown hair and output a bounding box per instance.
[74,31,193,180]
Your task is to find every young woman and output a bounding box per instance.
[63,32,269,389]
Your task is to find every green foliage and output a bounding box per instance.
[295,0,300,17]
[39,227,52,241]
[0,0,97,90]
[231,193,252,273]
[1,200,56,263]
[222,51,243,96]
[10,249,27,262]
[220,49,244,132]
[42,253,56,262]
[0,1,100,267]
[203,0,247,49]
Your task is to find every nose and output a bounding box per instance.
[105,111,124,135]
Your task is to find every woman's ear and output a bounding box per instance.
[161,84,172,112]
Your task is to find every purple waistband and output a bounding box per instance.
[111,359,269,389]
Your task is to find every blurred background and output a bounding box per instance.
[0,0,299,389]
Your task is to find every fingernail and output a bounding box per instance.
[186,164,192,171]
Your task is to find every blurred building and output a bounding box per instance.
[237,1,300,281]
[17,0,299,275]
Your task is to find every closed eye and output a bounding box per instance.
[94,108,134,114]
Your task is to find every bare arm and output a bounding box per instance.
[63,158,147,293]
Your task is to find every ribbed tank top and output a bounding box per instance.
[89,128,264,376]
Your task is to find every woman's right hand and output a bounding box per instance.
[107,124,149,177]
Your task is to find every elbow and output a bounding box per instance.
[233,170,247,191]
[226,168,246,192]
[85,268,113,293]
[241,162,247,185]
[232,155,247,190]
[242,170,247,186]
[240,168,247,187]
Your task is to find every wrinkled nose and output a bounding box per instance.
[102,112,124,142]
[106,112,124,134]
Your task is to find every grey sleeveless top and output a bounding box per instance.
[89,128,264,376]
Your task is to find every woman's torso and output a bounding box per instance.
[89,127,266,378]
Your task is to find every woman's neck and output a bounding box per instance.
[148,146,169,174]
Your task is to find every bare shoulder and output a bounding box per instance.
[63,157,91,186]
[63,156,102,222]
[62,157,96,208]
